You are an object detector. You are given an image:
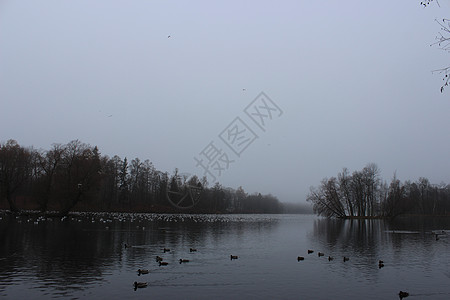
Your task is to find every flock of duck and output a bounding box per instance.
[128,244,408,298]
[129,245,241,291]
[297,250,410,298]
[296,249,383,267]
[7,212,424,299]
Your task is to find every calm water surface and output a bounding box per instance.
[1,212,450,299]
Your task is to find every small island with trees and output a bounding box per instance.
[307,163,450,219]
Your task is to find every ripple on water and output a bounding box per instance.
[2,213,450,299]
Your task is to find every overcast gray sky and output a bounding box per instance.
[1,0,450,203]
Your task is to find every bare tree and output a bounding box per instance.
[382,174,405,217]
[420,0,450,92]
[307,178,346,218]
[0,140,32,213]
[56,140,101,215]
[35,144,65,212]
[362,163,380,216]
[338,168,354,217]
[235,186,247,212]
[431,18,450,92]
[350,170,366,216]
[308,164,381,218]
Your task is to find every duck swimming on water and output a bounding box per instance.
[398,291,409,299]
[134,281,147,289]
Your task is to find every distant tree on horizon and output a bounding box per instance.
[0,139,285,215]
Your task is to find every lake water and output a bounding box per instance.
[1,212,450,299]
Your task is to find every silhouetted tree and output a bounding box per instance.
[338,168,354,217]
[235,186,247,212]
[420,0,450,92]
[308,164,382,218]
[211,182,226,212]
[307,178,346,218]
[382,174,405,217]
[97,155,121,209]
[0,140,32,213]
[34,144,65,212]
[55,140,102,215]
[118,157,129,207]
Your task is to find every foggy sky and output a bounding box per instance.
[1,0,450,203]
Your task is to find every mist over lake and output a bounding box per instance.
[1,212,450,299]
[2,2,450,299]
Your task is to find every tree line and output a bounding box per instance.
[307,163,450,218]
[0,139,286,215]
